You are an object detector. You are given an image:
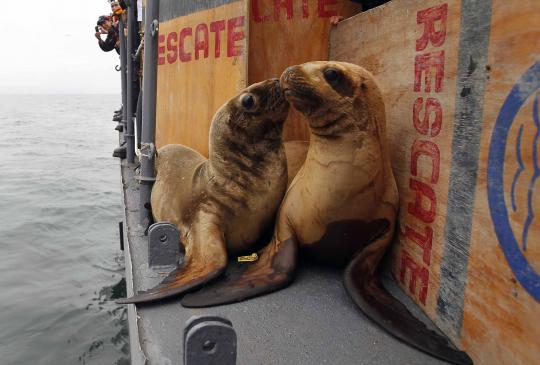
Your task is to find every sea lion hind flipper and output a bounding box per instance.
[115,263,226,305]
[344,233,473,365]
[116,223,228,305]
[181,236,298,308]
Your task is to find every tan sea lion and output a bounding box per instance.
[283,140,309,186]
[117,78,290,304]
[182,62,472,365]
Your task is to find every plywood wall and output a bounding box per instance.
[155,1,361,154]
[155,1,248,155]
[330,1,540,364]
[248,0,361,141]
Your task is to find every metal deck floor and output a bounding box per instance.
[120,161,448,365]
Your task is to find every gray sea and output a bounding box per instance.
[0,95,129,365]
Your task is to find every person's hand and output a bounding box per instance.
[95,32,102,40]
[330,15,345,25]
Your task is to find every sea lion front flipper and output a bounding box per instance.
[344,229,473,365]
[181,235,298,308]
[116,221,227,305]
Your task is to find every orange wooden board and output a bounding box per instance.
[155,1,248,155]
[330,0,540,364]
[249,0,361,141]
[332,0,462,328]
[461,1,540,364]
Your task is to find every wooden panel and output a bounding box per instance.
[155,1,248,155]
[461,1,540,365]
[330,1,540,364]
[249,0,361,141]
[332,0,462,330]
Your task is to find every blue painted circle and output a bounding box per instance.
[487,61,540,302]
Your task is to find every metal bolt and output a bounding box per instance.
[160,234,168,243]
[151,19,159,37]
[202,340,216,353]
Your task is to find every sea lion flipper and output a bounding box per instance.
[116,222,227,305]
[344,230,473,365]
[181,236,298,308]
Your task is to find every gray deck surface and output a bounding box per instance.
[120,160,448,365]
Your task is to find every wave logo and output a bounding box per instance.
[488,61,540,302]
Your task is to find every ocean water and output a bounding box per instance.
[0,95,129,365]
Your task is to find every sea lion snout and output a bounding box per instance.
[280,66,324,115]
[240,78,288,119]
[281,61,385,134]
[281,66,299,84]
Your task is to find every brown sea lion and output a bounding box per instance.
[117,78,290,304]
[182,62,472,365]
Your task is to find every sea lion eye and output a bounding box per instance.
[323,68,340,84]
[241,94,255,109]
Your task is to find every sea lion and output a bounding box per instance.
[117,78,290,304]
[182,62,472,365]
[283,140,309,186]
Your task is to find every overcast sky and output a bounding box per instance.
[0,1,120,94]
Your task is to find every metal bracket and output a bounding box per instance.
[151,19,159,37]
[148,222,180,267]
[184,316,237,365]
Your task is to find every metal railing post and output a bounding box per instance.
[139,0,159,226]
[125,2,136,164]
[119,16,128,140]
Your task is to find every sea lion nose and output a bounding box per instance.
[282,66,298,83]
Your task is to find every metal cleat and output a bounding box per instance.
[184,315,237,365]
[147,222,180,267]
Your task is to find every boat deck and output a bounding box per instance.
[120,159,448,365]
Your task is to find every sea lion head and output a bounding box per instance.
[280,61,384,138]
[210,78,289,152]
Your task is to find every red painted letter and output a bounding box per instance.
[413,97,442,136]
[414,51,445,93]
[210,20,226,58]
[405,226,433,266]
[416,4,448,51]
[195,23,209,60]
[227,16,245,57]
[408,178,437,223]
[400,250,429,305]
[252,0,271,23]
[274,0,293,20]
[157,34,165,65]
[317,0,337,18]
[166,32,178,64]
[179,27,192,62]
[302,0,309,18]
[411,140,440,184]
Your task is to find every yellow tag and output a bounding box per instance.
[237,253,258,262]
